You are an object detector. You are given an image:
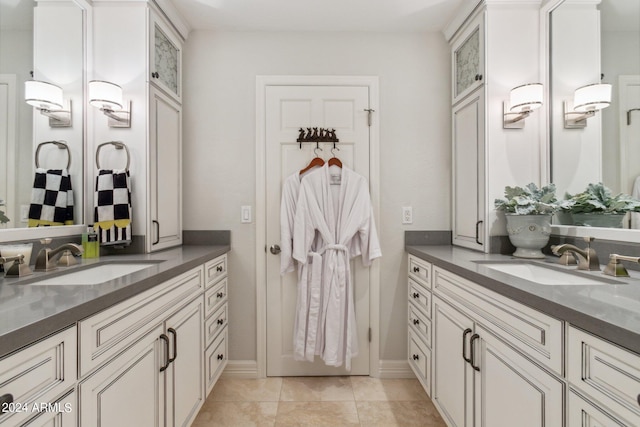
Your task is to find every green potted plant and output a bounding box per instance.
[561,182,640,228]
[495,183,559,258]
[0,198,9,227]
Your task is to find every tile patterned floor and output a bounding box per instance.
[192,377,447,427]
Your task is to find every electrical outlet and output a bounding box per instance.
[241,206,252,223]
[402,206,413,224]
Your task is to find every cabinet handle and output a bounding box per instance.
[413,319,420,326]
[637,393,640,407]
[217,318,224,325]
[216,265,223,272]
[413,266,420,273]
[470,333,480,372]
[159,334,170,372]
[168,328,177,364]
[462,328,473,364]
[153,220,160,245]
[217,354,224,360]
[412,292,420,299]
[217,292,225,299]
[412,354,419,361]
[475,220,483,245]
[0,394,14,414]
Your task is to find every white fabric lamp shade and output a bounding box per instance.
[573,83,611,112]
[25,80,64,110]
[89,80,123,110]
[509,83,543,112]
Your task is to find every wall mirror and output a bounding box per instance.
[549,0,640,238]
[0,0,87,241]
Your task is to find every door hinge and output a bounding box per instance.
[368,327,372,342]
[364,108,375,127]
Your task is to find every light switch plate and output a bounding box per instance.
[241,206,252,223]
[402,206,413,224]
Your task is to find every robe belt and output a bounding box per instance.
[318,244,349,255]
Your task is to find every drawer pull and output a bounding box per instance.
[413,266,420,273]
[217,292,225,299]
[412,292,420,299]
[159,334,170,372]
[462,328,473,364]
[216,265,223,272]
[413,319,420,325]
[217,354,224,360]
[168,328,177,364]
[637,394,640,407]
[412,354,419,361]
[470,333,480,372]
[0,394,14,414]
[217,319,224,325]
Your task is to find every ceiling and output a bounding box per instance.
[170,0,465,32]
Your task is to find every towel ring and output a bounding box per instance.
[35,140,71,170]
[96,141,130,172]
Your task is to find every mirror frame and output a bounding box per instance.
[0,0,91,243]
[542,0,640,244]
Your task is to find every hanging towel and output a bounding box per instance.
[94,169,132,246]
[28,168,74,227]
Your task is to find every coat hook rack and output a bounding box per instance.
[297,127,339,149]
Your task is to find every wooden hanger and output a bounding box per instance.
[300,147,325,175]
[328,146,342,168]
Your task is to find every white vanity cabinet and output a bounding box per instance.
[415,261,564,427]
[149,11,182,103]
[78,265,205,427]
[451,12,484,105]
[407,255,433,395]
[203,254,229,395]
[567,326,640,426]
[0,327,77,427]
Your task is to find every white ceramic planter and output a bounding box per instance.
[505,214,552,259]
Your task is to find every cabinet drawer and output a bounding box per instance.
[569,390,631,427]
[78,266,203,377]
[0,327,77,427]
[205,303,228,347]
[433,266,563,375]
[205,328,227,395]
[204,277,228,318]
[408,329,431,397]
[22,389,76,427]
[568,326,640,424]
[205,254,227,289]
[408,255,431,287]
[409,278,431,317]
[409,302,431,348]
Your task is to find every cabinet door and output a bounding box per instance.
[165,297,204,427]
[149,11,182,102]
[568,390,629,427]
[21,390,76,427]
[432,296,474,427]
[474,326,563,427]
[452,89,485,252]
[79,325,164,427]
[451,12,484,105]
[149,86,182,252]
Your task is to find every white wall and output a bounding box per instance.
[182,31,451,362]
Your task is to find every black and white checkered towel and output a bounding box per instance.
[94,169,132,246]
[28,168,74,227]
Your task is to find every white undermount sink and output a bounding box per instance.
[477,261,622,286]
[31,262,159,286]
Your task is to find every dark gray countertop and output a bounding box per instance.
[406,245,640,355]
[0,245,230,358]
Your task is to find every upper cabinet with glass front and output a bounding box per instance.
[451,12,485,105]
[150,11,182,103]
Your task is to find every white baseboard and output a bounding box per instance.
[377,360,416,379]
[222,360,260,378]
[222,359,415,379]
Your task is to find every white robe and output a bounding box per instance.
[280,171,323,362]
[293,164,381,370]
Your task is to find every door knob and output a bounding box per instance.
[270,245,281,255]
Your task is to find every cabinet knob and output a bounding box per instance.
[216,265,223,272]
[413,266,420,273]
[217,292,225,299]
[412,293,420,299]
[474,74,483,81]
[152,71,159,78]
[217,354,224,360]
[412,354,419,361]
[217,318,224,325]
[413,319,420,325]
[0,394,14,414]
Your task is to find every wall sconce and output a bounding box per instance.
[564,83,611,129]
[25,80,72,127]
[88,80,131,128]
[503,83,543,129]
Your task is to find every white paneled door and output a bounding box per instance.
[265,84,371,376]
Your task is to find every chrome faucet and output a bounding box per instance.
[603,254,640,277]
[551,237,600,271]
[35,242,83,272]
[0,254,33,277]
